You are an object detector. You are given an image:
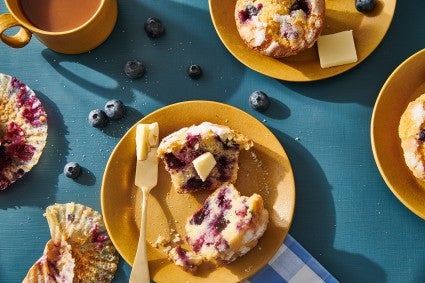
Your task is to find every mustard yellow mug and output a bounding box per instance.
[0,0,118,54]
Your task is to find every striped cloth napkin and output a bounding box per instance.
[247,234,339,283]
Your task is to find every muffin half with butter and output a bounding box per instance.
[157,122,253,193]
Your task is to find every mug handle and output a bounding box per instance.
[0,13,32,48]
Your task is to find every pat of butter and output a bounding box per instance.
[193,152,216,182]
[136,122,159,161]
[317,30,358,68]
[147,122,159,146]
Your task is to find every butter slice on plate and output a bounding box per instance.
[317,30,358,68]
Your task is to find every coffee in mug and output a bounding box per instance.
[19,0,102,32]
[0,0,117,54]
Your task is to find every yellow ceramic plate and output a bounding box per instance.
[101,101,295,282]
[371,49,425,219]
[209,0,396,81]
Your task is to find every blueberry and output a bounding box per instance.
[104,99,125,120]
[238,4,263,22]
[88,109,108,128]
[144,17,165,38]
[418,129,425,142]
[355,0,376,12]
[249,91,270,112]
[290,0,311,15]
[187,64,203,79]
[64,162,81,179]
[124,60,146,79]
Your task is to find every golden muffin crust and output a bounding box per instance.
[235,0,325,57]
[399,93,425,180]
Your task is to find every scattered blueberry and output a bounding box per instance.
[64,162,81,179]
[124,60,146,79]
[249,91,270,112]
[355,0,376,12]
[88,109,109,128]
[187,64,203,79]
[144,17,165,38]
[104,99,125,120]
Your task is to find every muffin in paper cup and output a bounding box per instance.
[0,73,47,190]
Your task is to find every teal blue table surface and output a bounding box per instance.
[1,0,425,282]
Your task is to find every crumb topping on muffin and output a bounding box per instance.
[235,0,325,57]
[399,93,425,180]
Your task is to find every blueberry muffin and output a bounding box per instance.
[185,184,269,264]
[235,0,325,57]
[399,93,425,180]
[157,122,253,193]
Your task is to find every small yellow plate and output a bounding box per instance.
[101,101,295,282]
[209,0,396,81]
[371,49,425,219]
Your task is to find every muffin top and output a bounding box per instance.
[235,0,325,57]
[399,93,425,180]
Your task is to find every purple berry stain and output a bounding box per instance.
[238,4,263,23]
[190,201,211,225]
[186,134,201,148]
[163,152,186,170]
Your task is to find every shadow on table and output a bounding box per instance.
[280,0,425,109]
[264,97,291,120]
[40,0,245,108]
[279,69,382,108]
[101,106,144,139]
[0,92,67,209]
[269,127,386,283]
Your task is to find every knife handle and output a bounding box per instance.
[129,189,150,283]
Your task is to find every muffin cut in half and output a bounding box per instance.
[157,122,253,193]
[185,183,269,264]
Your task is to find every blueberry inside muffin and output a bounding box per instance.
[185,184,269,264]
[157,122,253,193]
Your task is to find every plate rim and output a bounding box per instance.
[370,48,425,219]
[209,0,397,82]
[101,100,296,281]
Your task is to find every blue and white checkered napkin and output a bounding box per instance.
[247,234,339,283]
